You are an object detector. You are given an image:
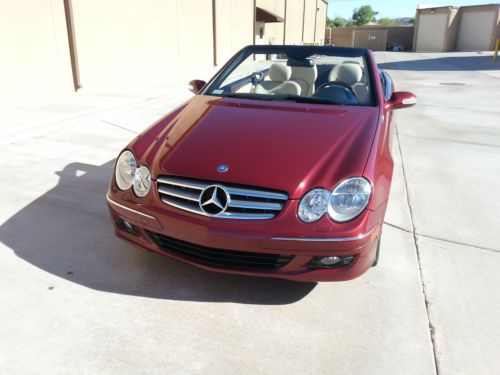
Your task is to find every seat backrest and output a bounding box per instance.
[251,63,301,96]
[328,63,363,85]
[328,62,370,103]
[288,58,317,96]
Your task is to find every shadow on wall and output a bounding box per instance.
[379,55,500,71]
[0,160,316,305]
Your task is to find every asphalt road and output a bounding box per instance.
[1,52,499,374]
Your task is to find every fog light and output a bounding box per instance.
[116,218,138,235]
[121,220,134,232]
[308,255,355,269]
[320,256,341,266]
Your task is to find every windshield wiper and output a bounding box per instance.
[280,95,342,105]
[223,92,341,105]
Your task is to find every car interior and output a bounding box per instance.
[214,53,373,106]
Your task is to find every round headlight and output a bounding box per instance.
[298,189,329,223]
[133,166,151,197]
[328,177,372,222]
[115,150,136,190]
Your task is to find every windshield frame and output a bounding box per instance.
[200,45,379,107]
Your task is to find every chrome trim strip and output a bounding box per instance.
[161,197,203,215]
[227,187,288,200]
[157,175,288,220]
[219,212,275,220]
[270,227,377,242]
[106,195,156,220]
[157,176,205,190]
[161,197,275,220]
[228,199,283,210]
[158,186,200,202]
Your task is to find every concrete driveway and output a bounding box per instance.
[0,52,499,374]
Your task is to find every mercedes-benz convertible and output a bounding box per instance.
[107,45,416,282]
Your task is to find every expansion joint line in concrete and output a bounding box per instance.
[395,123,440,375]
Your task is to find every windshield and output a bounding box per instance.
[204,46,375,106]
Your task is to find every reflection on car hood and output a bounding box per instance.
[135,95,380,199]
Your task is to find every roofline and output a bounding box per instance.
[459,3,500,9]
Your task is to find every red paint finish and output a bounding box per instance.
[107,47,415,282]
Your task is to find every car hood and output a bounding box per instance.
[139,95,380,199]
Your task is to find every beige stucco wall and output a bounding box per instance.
[71,0,214,91]
[215,0,254,66]
[302,0,316,42]
[177,0,214,78]
[0,0,73,96]
[0,0,328,96]
[315,0,327,43]
[284,0,305,44]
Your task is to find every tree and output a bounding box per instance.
[378,18,397,26]
[327,16,346,28]
[352,5,378,26]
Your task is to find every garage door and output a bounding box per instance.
[415,13,448,52]
[457,11,496,51]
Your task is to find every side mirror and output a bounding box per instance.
[188,79,206,94]
[389,91,417,109]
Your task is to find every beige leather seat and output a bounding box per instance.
[328,62,370,103]
[251,63,301,96]
[289,61,317,96]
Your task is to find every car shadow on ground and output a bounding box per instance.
[0,160,316,305]
[378,55,500,71]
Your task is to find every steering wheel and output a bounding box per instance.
[313,81,358,105]
[315,81,356,97]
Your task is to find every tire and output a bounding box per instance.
[372,236,381,267]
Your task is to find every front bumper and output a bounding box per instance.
[107,194,383,282]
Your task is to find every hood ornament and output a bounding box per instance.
[217,164,229,173]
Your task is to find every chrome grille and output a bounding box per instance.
[157,176,288,220]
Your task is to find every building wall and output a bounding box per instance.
[71,0,214,91]
[215,0,254,66]
[414,10,450,52]
[0,0,327,96]
[330,28,354,47]
[329,26,414,51]
[257,0,286,44]
[354,29,388,51]
[284,0,305,44]
[0,0,73,96]
[446,8,460,51]
[315,0,328,43]
[302,0,316,42]
[414,5,500,52]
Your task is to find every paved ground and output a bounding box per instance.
[1,52,499,374]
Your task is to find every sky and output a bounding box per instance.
[327,0,494,19]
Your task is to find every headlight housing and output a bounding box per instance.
[133,166,151,197]
[298,189,330,223]
[115,150,136,190]
[328,177,372,222]
[298,178,372,223]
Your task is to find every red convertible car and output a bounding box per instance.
[107,45,416,282]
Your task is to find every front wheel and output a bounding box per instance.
[372,236,381,267]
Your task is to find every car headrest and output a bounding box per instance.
[269,63,292,82]
[329,63,363,85]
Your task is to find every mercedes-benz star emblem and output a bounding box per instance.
[199,185,230,215]
[217,164,229,173]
